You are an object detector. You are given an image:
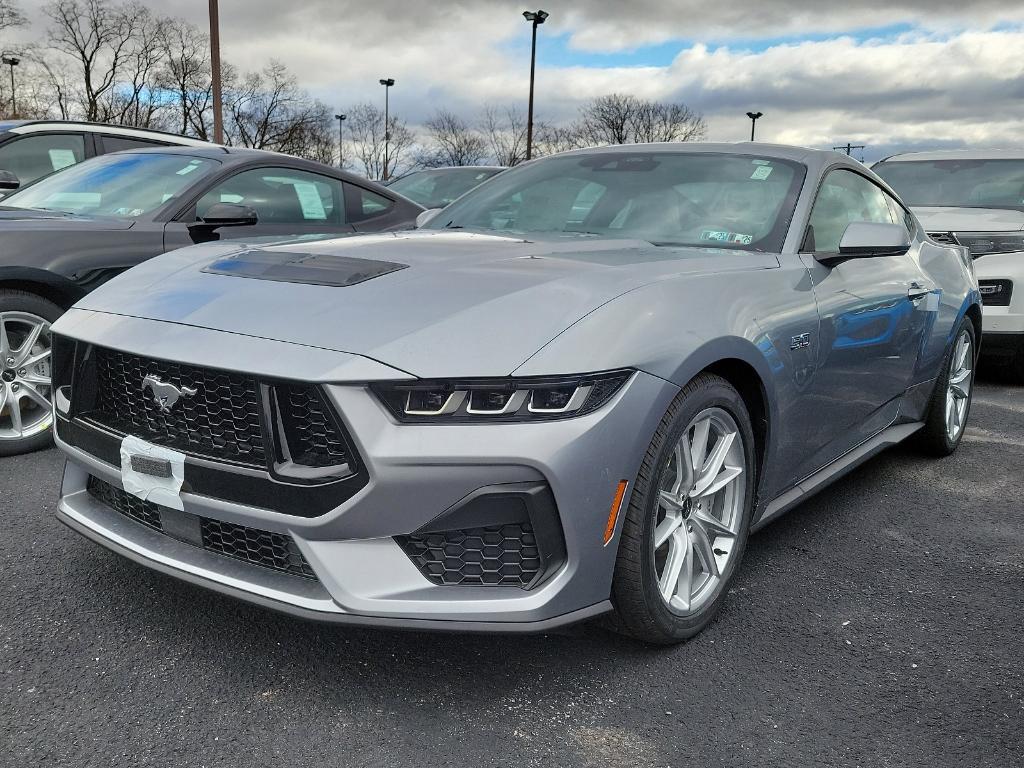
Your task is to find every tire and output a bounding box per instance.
[608,373,757,644]
[0,289,63,457]
[1011,350,1024,386]
[915,315,977,457]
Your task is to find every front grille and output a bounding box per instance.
[87,476,163,531]
[980,279,1013,307]
[929,232,959,246]
[201,519,316,579]
[276,384,350,468]
[396,524,542,588]
[87,348,266,466]
[86,477,316,580]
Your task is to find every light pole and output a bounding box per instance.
[208,0,224,143]
[1,55,19,119]
[522,10,549,161]
[745,111,763,142]
[335,113,346,168]
[379,78,395,181]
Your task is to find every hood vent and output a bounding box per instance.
[202,248,408,287]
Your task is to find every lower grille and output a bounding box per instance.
[86,477,316,580]
[980,279,1013,307]
[396,524,542,588]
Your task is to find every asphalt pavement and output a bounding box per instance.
[1,376,1021,767]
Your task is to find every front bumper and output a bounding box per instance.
[974,251,1024,337]
[54,311,678,630]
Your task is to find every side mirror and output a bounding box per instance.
[415,208,443,228]
[826,221,910,263]
[194,203,259,228]
[0,169,20,191]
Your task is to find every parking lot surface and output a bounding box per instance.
[1,377,1021,767]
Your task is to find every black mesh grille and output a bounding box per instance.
[87,348,266,466]
[396,524,542,588]
[929,232,959,246]
[980,279,1013,307]
[201,519,316,579]
[87,475,163,531]
[86,477,316,580]
[277,384,350,468]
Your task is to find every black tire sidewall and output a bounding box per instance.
[928,317,978,455]
[636,378,757,640]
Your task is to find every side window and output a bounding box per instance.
[100,135,168,153]
[348,185,394,221]
[804,169,894,253]
[196,167,346,225]
[884,190,916,238]
[0,133,86,185]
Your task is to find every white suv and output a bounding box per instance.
[0,120,213,192]
[874,150,1024,381]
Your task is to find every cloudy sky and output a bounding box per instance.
[11,0,1024,160]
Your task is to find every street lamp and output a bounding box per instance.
[208,0,224,143]
[335,113,347,169]
[2,55,20,119]
[379,78,395,181]
[745,111,763,142]
[522,9,549,161]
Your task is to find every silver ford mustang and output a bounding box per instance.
[50,143,981,643]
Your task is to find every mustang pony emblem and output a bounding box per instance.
[142,375,197,413]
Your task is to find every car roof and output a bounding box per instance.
[879,148,1024,162]
[406,166,506,172]
[1,120,214,147]
[552,141,860,167]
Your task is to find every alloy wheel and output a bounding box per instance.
[653,407,746,615]
[0,312,54,443]
[945,328,973,442]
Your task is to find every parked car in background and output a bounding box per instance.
[0,145,422,455]
[0,120,213,194]
[386,166,504,209]
[874,150,1024,381]
[50,144,980,643]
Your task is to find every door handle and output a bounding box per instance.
[907,282,930,302]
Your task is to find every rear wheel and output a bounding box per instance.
[609,374,755,644]
[916,316,976,456]
[0,290,61,456]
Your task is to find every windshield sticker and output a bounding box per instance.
[700,229,754,245]
[176,160,203,176]
[294,182,327,220]
[48,149,78,171]
[750,165,773,181]
[751,159,770,165]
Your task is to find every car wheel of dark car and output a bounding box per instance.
[609,373,756,644]
[916,316,977,457]
[0,289,59,456]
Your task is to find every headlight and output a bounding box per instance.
[370,369,633,423]
[955,232,1024,257]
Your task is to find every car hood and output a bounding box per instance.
[75,230,778,378]
[912,206,1024,233]
[0,206,135,230]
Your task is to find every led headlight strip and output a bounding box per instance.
[370,369,634,423]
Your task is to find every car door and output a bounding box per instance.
[163,165,356,250]
[796,167,933,473]
[0,132,88,193]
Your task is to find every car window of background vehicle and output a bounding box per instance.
[0,133,86,186]
[196,167,346,225]
[874,159,1024,210]
[2,153,218,218]
[428,152,804,253]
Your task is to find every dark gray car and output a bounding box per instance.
[0,146,422,454]
[50,144,981,643]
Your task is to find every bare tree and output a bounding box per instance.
[481,105,528,166]
[0,0,24,30]
[416,109,487,167]
[157,18,214,138]
[101,5,168,127]
[572,94,706,147]
[344,101,415,180]
[533,120,585,156]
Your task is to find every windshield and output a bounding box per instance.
[426,152,804,251]
[3,152,219,217]
[389,167,503,208]
[874,159,1024,210]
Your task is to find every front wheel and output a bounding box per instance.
[609,373,756,644]
[0,290,61,457]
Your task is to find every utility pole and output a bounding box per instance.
[335,114,346,169]
[745,111,763,142]
[209,0,224,143]
[522,10,549,161]
[379,79,395,181]
[1,55,19,119]
[833,143,866,159]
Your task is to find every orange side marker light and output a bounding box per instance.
[603,480,629,545]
